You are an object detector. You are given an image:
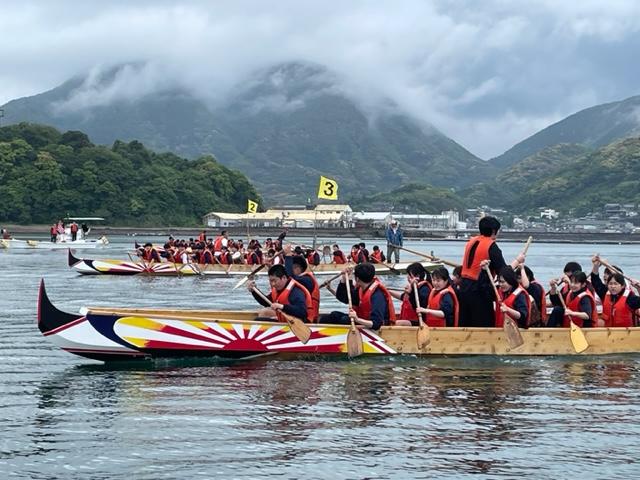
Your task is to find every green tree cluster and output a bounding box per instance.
[0,123,260,225]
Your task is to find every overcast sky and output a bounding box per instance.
[2,0,640,158]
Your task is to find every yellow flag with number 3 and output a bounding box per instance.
[247,199,258,213]
[318,176,338,200]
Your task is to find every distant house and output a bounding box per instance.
[203,204,354,229]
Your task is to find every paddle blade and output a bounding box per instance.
[347,325,364,358]
[280,312,312,344]
[416,324,431,349]
[503,318,524,349]
[570,321,589,353]
[233,276,250,290]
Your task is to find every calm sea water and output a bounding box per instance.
[1,235,640,479]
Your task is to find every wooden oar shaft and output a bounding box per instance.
[522,236,533,256]
[391,244,460,268]
[599,258,638,284]
[483,265,501,306]
[413,282,425,327]
[319,272,343,289]
[369,256,400,274]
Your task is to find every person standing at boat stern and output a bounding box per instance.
[386,220,403,263]
[458,216,524,327]
[248,264,313,323]
[320,263,396,329]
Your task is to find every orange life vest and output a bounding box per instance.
[425,285,459,327]
[602,289,635,328]
[213,236,224,252]
[333,250,347,264]
[399,281,431,321]
[353,279,396,325]
[563,289,597,328]
[297,271,320,323]
[271,278,314,323]
[371,250,383,263]
[495,287,531,328]
[461,235,494,280]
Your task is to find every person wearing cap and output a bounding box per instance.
[386,220,403,263]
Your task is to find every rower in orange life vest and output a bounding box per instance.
[198,230,207,243]
[320,263,396,329]
[140,242,161,263]
[548,271,597,328]
[389,262,431,326]
[458,216,524,327]
[517,264,547,327]
[370,245,386,264]
[590,255,640,327]
[247,264,313,323]
[493,266,530,328]
[305,248,320,266]
[416,266,459,327]
[332,244,347,264]
[283,244,320,322]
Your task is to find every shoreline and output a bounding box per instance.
[3,224,640,244]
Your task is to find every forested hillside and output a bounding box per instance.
[0,123,259,225]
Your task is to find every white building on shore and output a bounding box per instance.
[203,204,354,229]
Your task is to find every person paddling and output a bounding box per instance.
[390,262,431,326]
[320,263,396,329]
[416,266,459,327]
[549,271,596,328]
[247,265,312,323]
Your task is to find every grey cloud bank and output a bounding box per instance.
[1,0,640,158]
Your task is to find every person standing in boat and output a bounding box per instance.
[386,220,403,263]
[320,263,396,330]
[458,216,524,327]
[416,266,459,327]
[548,271,596,328]
[213,230,228,256]
[283,244,320,322]
[247,264,312,323]
[494,266,530,329]
[50,223,57,242]
[390,262,431,326]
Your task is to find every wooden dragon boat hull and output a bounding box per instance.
[67,250,437,277]
[38,280,640,362]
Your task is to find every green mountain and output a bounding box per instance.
[350,182,466,214]
[1,62,497,203]
[0,123,259,225]
[460,138,640,215]
[491,95,640,168]
[462,143,592,209]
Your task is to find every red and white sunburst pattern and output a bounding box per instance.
[111,315,397,355]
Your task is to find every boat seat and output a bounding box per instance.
[394,319,413,327]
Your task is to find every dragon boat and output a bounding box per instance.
[38,280,640,362]
[67,250,438,276]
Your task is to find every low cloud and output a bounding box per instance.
[2,0,640,158]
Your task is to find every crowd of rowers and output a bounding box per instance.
[136,218,640,331]
[135,229,387,267]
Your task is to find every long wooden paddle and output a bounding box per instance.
[344,271,364,357]
[414,282,430,349]
[483,264,524,349]
[319,272,343,289]
[369,255,401,275]
[391,244,460,268]
[214,255,232,276]
[556,288,589,353]
[598,258,639,285]
[252,287,311,344]
[233,264,266,290]
[128,252,152,273]
[521,236,533,256]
